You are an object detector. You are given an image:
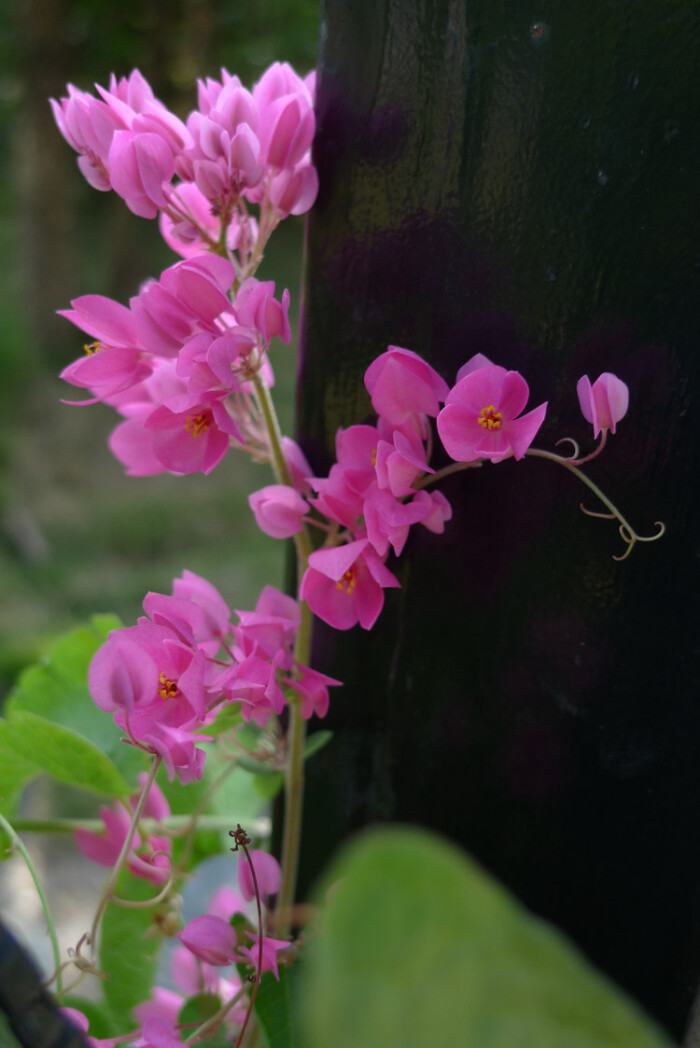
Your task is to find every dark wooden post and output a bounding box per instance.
[296,1,700,1037]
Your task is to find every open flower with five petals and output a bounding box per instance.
[437,364,547,463]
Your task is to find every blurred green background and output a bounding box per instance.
[0,0,319,697]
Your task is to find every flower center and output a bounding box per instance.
[83,341,102,355]
[478,405,502,430]
[185,412,210,438]
[336,568,356,594]
[158,672,179,700]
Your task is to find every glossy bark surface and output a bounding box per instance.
[296,1,700,1035]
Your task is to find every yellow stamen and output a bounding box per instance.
[371,448,377,468]
[185,413,209,437]
[83,341,102,356]
[478,405,502,430]
[158,672,178,700]
[336,568,356,594]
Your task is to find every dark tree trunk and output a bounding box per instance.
[296,0,700,1038]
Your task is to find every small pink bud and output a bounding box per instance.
[576,373,629,438]
[249,485,309,539]
[179,914,237,966]
[238,849,282,901]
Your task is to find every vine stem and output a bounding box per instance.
[525,446,665,558]
[414,459,482,489]
[251,369,313,936]
[525,445,626,511]
[86,755,161,955]
[9,815,271,836]
[0,812,62,994]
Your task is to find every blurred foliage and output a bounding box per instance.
[0,0,319,698]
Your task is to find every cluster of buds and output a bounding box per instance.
[51,64,317,269]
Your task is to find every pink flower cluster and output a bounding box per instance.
[248,350,631,632]
[179,851,287,979]
[63,856,286,1046]
[60,254,291,476]
[51,63,317,237]
[245,348,546,630]
[54,63,316,479]
[89,570,340,782]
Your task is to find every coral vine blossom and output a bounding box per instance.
[437,363,547,463]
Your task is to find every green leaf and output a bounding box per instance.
[301,827,676,1048]
[204,704,244,737]
[255,965,301,1048]
[5,615,144,784]
[100,868,161,1022]
[237,754,279,776]
[252,771,284,801]
[61,996,120,1039]
[178,992,229,1045]
[303,730,333,761]
[0,710,130,798]
[0,726,42,817]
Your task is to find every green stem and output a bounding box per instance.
[86,756,161,955]
[10,814,271,836]
[276,674,308,936]
[251,369,313,934]
[0,812,62,994]
[525,446,665,559]
[253,372,294,488]
[414,460,482,489]
[185,985,248,1044]
[525,446,627,516]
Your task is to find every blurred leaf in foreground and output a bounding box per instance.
[301,826,676,1048]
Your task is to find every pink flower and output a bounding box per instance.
[108,130,174,218]
[75,775,172,885]
[281,436,314,494]
[179,914,238,966]
[133,988,184,1031]
[216,651,287,725]
[238,849,281,901]
[75,802,132,868]
[234,279,291,345]
[437,364,547,463]
[143,392,243,475]
[269,162,319,217]
[253,62,314,113]
[249,484,309,539]
[363,483,431,557]
[576,372,629,438]
[233,584,300,669]
[364,346,449,431]
[258,93,315,169]
[415,489,453,534]
[160,182,258,258]
[374,427,432,497]
[237,933,289,980]
[137,1017,184,1048]
[288,664,341,719]
[59,1007,120,1048]
[89,621,206,718]
[50,86,127,190]
[120,716,209,783]
[300,539,400,630]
